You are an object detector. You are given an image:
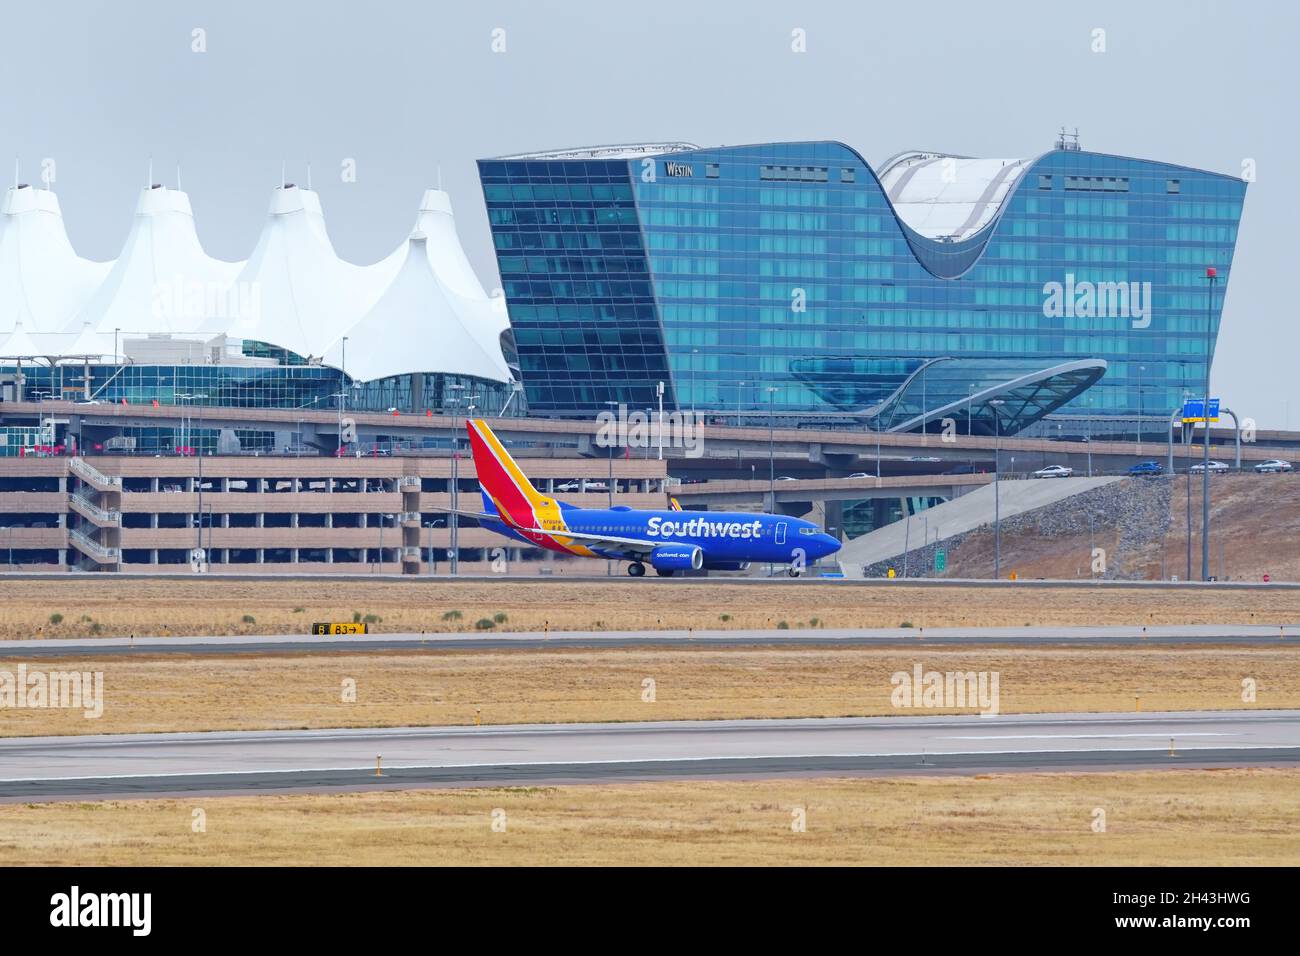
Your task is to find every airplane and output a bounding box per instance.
[460,418,842,577]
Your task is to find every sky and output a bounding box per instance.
[4,0,1297,424]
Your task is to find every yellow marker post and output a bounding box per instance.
[475,708,481,727]
[1168,737,1177,757]
[375,754,384,777]
[1134,695,1141,712]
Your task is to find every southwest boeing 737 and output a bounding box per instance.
[461,419,841,577]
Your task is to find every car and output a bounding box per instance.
[775,475,798,481]
[555,480,582,492]
[846,472,876,479]
[1032,464,1074,479]
[1128,460,1164,477]
[1255,459,1293,474]
[906,456,941,463]
[73,399,101,406]
[1189,460,1230,474]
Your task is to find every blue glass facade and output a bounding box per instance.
[1,363,518,418]
[479,142,1245,432]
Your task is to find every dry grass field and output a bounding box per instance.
[3,768,1297,865]
[3,578,1299,640]
[3,646,1296,736]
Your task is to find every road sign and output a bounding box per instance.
[311,622,368,635]
[935,551,946,573]
[1181,398,1220,423]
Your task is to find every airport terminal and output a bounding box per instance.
[0,132,1272,574]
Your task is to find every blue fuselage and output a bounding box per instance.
[481,504,841,567]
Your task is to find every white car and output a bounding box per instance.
[1032,464,1074,479]
[1189,460,1230,474]
[1255,459,1293,474]
[846,472,876,479]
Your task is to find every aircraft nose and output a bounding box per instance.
[816,534,841,558]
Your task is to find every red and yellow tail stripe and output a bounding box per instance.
[465,419,595,556]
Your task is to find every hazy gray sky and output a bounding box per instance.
[5,0,1296,424]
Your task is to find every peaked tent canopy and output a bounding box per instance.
[322,233,511,384]
[0,185,113,336]
[213,184,401,360]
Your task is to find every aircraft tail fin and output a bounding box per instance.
[465,419,565,529]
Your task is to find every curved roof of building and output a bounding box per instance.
[876,151,1030,241]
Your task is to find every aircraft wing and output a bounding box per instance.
[516,525,659,555]
[462,506,659,555]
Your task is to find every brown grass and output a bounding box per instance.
[4,769,1298,865]
[4,646,1296,736]
[4,578,1300,641]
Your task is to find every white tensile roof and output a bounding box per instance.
[878,152,1029,241]
[0,185,113,339]
[322,232,510,383]
[410,189,510,350]
[65,185,243,342]
[0,181,513,385]
[208,184,401,360]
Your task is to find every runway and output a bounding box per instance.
[3,710,1298,800]
[2,623,1298,658]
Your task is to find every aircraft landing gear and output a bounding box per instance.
[627,562,646,577]
[655,568,675,577]
[787,566,803,578]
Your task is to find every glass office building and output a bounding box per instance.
[479,139,1245,434]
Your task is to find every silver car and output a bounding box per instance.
[1032,464,1074,479]
[1255,459,1293,473]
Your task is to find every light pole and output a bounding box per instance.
[177,391,208,561]
[1136,364,1145,455]
[1085,394,1093,478]
[989,399,1005,579]
[446,384,467,577]
[690,348,699,414]
[656,380,665,461]
[337,336,348,456]
[766,386,778,513]
[1202,267,1216,581]
[425,519,443,576]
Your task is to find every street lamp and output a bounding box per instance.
[337,336,348,456]
[989,399,1006,579]
[766,386,778,513]
[425,518,444,576]
[1136,364,1145,455]
[656,380,665,461]
[1201,267,1217,581]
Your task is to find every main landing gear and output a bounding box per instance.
[787,566,803,578]
[627,562,646,577]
